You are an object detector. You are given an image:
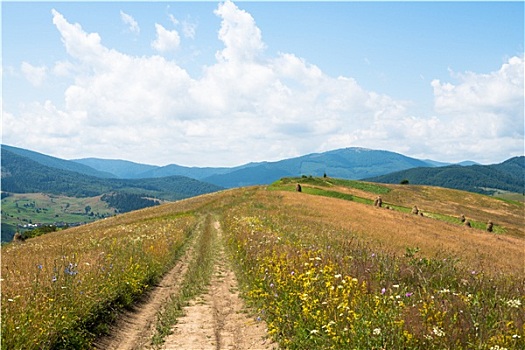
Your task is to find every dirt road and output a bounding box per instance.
[94,218,276,350]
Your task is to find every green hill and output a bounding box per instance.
[1,148,223,241]
[365,156,524,195]
[1,148,223,200]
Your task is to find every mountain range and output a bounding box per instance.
[75,148,453,187]
[2,144,523,195]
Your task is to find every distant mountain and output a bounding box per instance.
[200,148,433,188]
[3,145,115,178]
[5,144,514,191]
[365,156,524,195]
[1,148,223,200]
[73,147,436,188]
[72,158,158,178]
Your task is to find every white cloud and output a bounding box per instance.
[120,10,140,34]
[4,3,523,166]
[20,62,47,87]
[151,23,180,52]
[432,56,524,116]
[214,0,266,62]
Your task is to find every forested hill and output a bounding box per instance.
[1,148,223,200]
[365,156,524,195]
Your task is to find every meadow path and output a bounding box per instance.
[94,219,276,350]
[160,220,276,350]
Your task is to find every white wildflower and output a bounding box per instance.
[433,326,445,337]
[373,328,381,335]
[505,299,522,308]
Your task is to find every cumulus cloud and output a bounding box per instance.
[3,2,523,166]
[21,62,47,87]
[430,56,524,157]
[151,23,180,52]
[214,0,266,62]
[120,11,140,34]
[432,56,524,116]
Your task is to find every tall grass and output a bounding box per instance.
[222,191,524,349]
[1,212,196,349]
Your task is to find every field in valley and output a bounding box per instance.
[2,179,524,349]
[1,193,116,241]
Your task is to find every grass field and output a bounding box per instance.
[1,193,116,241]
[2,180,523,349]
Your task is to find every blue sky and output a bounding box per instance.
[2,1,524,166]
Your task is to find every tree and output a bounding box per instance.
[400,179,410,185]
[84,205,91,214]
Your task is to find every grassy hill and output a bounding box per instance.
[1,148,223,241]
[2,178,523,349]
[365,156,525,196]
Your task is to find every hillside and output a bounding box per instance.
[1,148,223,241]
[1,148,222,199]
[365,156,525,195]
[2,145,115,178]
[2,179,523,349]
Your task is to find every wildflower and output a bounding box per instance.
[490,346,508,350]
[512,334,521,339]
[37,264,43,270]
[373,328,381,335]
[310,329,319,335]
[505,299,522,308]
[405,292,413,297]
[432,326,445,337]
[334,274,342,279]
[381,288,386,294]
[7,299,14,302]
[52,276,57,282]
[439,288,450,293]
[393,284,400,289]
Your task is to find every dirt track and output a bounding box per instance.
[94,219,276,350]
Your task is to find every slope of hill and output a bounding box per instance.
[365,156,525,195]
[2,145,115,178]
[1,148,223,199]
[2,179,523,349]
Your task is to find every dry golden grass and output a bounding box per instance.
[265,188,524,275]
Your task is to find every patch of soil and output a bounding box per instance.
[94,220,277,350]
[161,221,277,350]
